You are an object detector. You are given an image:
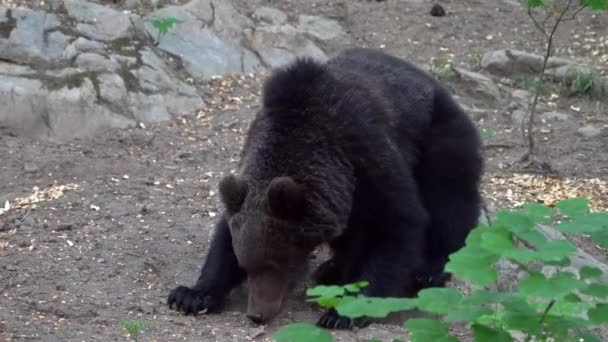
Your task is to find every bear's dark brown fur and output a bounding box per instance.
[168,48,483,329]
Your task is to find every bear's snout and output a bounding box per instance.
[246,272,288,324]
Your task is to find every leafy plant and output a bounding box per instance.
[481,129,496,139]
[517,0,608,167]
[149,17,183,46]
[119,319,149,342]
[273,198,608,341]
[430,59,457,80]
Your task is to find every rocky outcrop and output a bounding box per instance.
[0,0,345,141]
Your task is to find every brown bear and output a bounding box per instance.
[168,47,483,329]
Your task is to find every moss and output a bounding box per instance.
[43,71,99,91]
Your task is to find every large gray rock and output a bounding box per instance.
[0,75,49,138]
[454,67,501,101]
[252,7,288,25]
[481,49,573,76]
[0,8,70,65]
[64,0,134,41]
[74,52,121,73]
[0,0,342,141]
[144,1,261,80]
[63,37,106,60]
[297,15,344,40]
[576,125,603,140]
[45,77,136,139]
[246,24,327,68]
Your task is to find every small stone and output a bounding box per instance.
[23,162,40,173]
[540,111,570,122]
[576,125,602,140]
[511,109,527,125]
[430,4,446,17]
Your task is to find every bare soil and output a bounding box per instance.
[1,0,607,341]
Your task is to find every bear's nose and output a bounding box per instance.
[247,313,266,324]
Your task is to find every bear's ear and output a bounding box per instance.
[219,174,248,213]
[266,176,306,219]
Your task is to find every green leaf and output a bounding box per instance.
[588,303,608,324]
[472,324,512,342]
[481,129,495,138]
[583,0,608,10]
[555,213,608,233]
[502,239,576,263]
[501,299,541,335]
[480,227,514,254]
[344,281,369,293]
[335,296,417,318]
[495,211,535,233]
[461,290,515,306]
[518,272,585,298]
[444,306,494,323]
[273,323,333,342]
[513,229,547,246]
[307,285,346,299]
[580,283,608,299]
[522,203,556,223]
[556,198,589,218]
[579,331,602,342]
[404,319,459,342]
[522,0,544,8]
[445,227,499,285]
[417,288,462,314]
[590,228,608,248]
[150,17,183,34]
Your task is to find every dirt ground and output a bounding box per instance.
[1,0,607,341]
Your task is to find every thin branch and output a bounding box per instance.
[527,4,548,38]
[521,0,578,162]
[562,5,587,21]
[539,299,556,327]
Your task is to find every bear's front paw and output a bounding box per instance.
[167,285,222,315]
[317,308,371,330]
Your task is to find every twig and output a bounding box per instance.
[521,0,580,163]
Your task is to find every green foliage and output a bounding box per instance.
[119,320,148,342]
[404,319,458,342]
[430,59,457,79]
[273,323,333,342]
[273,198,608,342]
[149,17,183,45]
[481,129,495,138]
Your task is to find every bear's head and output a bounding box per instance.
[219,174,335,324]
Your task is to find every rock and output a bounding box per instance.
[511,89,531,104]
[45,77,136,139]
[74,53,120,73]
[97,73,128,109]
[246,24,327,68]
[145,2,261,81]
[544,63,593,83]
[0,75,50,138]
[511,109,527,125]
[0,8,70,65]
[540,111,570,122]
[537,225,608,285]
[0,61,37,76]
[576,125,602,140]
[64,0,134,41]
[252,7,288,25]
[481,49,573,77]
[63,37,106,60]
[297,15,344,40]
[454,68,501,101]
[23,162,40,173]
